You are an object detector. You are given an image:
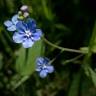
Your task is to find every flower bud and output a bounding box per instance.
[20,5,28,12]
[23,12,29,18]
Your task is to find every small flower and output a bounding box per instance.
[13,18,42,48]
[36,57,54,78]
[4,15,19,31]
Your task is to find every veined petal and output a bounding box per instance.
[36,66,41,72]
[36,57,44,65]
[43,57,50,65]
[26,18,36,30]
[47,65,54,73]
[32,29,42,41]
[4,20,13,27]
[39,70,48,78]
[12,15,18,25]
[13,32,24,43]
[16,21,26,32]
[36,29,42,36]
[7,25,16,31]
[22,38,34,48]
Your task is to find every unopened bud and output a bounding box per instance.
[20,5,28,12]
[23,12,29,18]
[18,11,23,16]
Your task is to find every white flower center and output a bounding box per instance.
[25,30,32,37]
[42,64,47,69]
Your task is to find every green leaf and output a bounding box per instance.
[21,40,43,75]
[90,22,96,53]
[15,40,43,76]
[68,71,81,96]
[80,73,94,96]
[15,47,26,74]
[41,0,54,21]
[55,24,70,31]
[87,67,96,87]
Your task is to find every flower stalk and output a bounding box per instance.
[43,37,85,54]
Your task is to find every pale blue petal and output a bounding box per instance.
[47,66,54,73]
[36,29,42,36]
[39,70,48,78]
[13,32,24,43]
[26,18,36,30]
[7,25,16,31]
[36,57,44,65]
[12,15,18,25]
[43,57,50,65]
[36,66,41,72]
[22,38,34,48]
[4,20,12,27]
[16,21,26,32]
[32,29,42,41]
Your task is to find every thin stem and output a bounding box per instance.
[63,54,83,65]
[43,37,85,54]
[12,75,29,90]
[49,50,64,64]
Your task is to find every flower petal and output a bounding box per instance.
[12,15,18,25]
[43,57,50,65]
[7,25,16,31]
[16,21,27,32]
[26,18,36,30]
[4,20,13,27]
[36,57,44,65]
[32,29,42,41]
[39,70,48,78]
[36,66,41,72]
[47,65,54,73]
[22,38,34,48]
[13,32,24,43]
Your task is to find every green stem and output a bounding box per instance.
[49,50,64,64]
[63,54,83,65]
[12,75,29,90]
[43,37,84,54]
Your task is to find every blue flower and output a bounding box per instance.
[13,18,42,48]
[36,57,54,78]
[4,15,19,31]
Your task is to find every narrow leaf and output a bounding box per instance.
[88,67,96,87]
[68,71,81,96]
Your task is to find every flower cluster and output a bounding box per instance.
[36,57,54,78]
[4,5,42,48]
[4,5,54,78]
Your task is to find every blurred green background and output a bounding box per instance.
[0,0,96,96]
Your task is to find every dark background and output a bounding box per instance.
[0,0,96,96]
